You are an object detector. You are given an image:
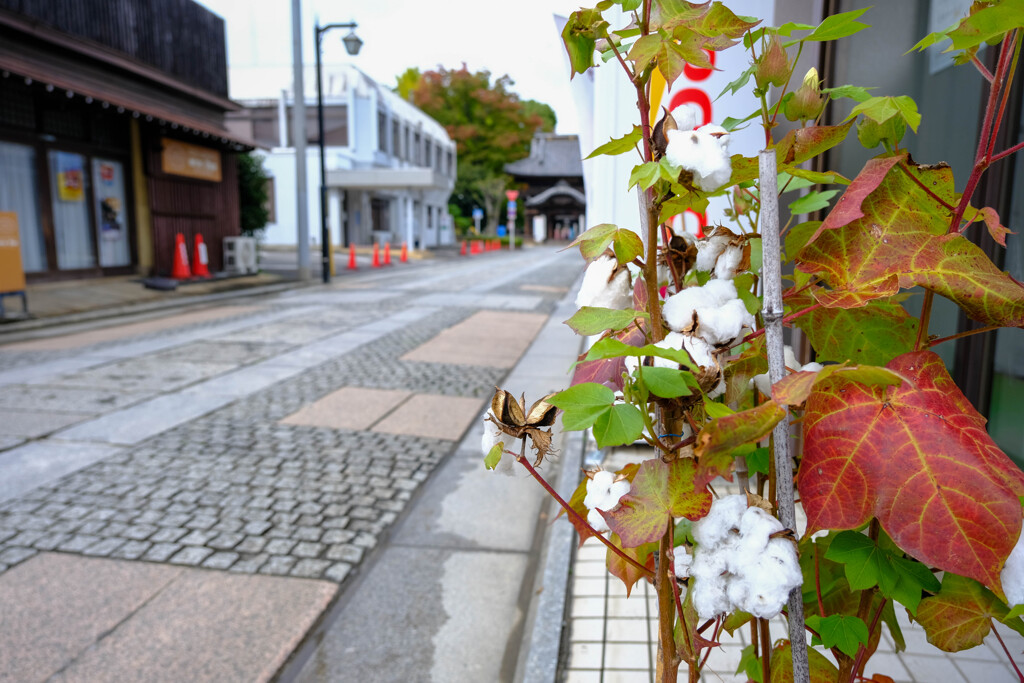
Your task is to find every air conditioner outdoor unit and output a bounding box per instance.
[223,236,258,275]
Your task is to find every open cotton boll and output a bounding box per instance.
[695,298,755,347]
[664,127,733,193]
[739,539,803,619]
[674,549,693,579]
[752,345,808,396]
[662,280,738,333]
[576,254,632,310]
[698,124,731,153]
[696,232,732,273]
[481,417,518,476]
[683,335,717,370]
[583,471,631,534]
[1002,532,1024,606]
[714,244,744,280]
[673,103,702,132]
[801,362,824,373]
[692,494,747,546]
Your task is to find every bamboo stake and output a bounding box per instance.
[758,149,810,683]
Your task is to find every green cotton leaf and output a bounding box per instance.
[703,400,735,419]
[568,223,617,260]
[717,63,755,100]
[550,382,615,431]
[612,228,645,264]
[822,84,874,102]
[858,115,907,150]
[592,402,645,448]
[565,307,648,335]
[627,33,661,73]
[585,337,699,371]
[917,573,1019,651]
[805,614,870,657]
[618,0,642,10]
[659,156,682,183]
[561,9,607,78]
[733,273,762,316]
[639,366,697,399]
[783,167,851,186]
[484,443,504,470]
[603,457,712,546]
[947,0,1024,51]
[745,447,770,475]
[778,172,818,193]
[789,190,839,215]
[628,161,661,190]
[824,530,940,614]
[909,30,952,53]
[892,95,921,133]
[736,644,763,683]
[845,95,920,133]
[785,221,821,259]
[805,7,871,42]
[586,125,643,159]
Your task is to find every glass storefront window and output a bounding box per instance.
[92,158,130,267]
[0,141,47,272]
[48,150,95,270]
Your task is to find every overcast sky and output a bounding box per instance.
[195,0,585,133]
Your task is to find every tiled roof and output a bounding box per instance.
[505,133,584,178]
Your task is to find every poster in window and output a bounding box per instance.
[97,162,122,240]
[56,152,84,202]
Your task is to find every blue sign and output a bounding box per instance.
[507,200,516,212]
[472,207,484,220]
[497,225,507,237]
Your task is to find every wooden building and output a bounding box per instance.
[0,0,252,280]
[505,134,586,242]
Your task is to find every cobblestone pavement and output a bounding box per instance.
[0,248,579,583]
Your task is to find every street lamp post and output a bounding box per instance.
[314,20,363,283]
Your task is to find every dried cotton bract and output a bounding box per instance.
[689,494,802,619]
[576,253,633,310]
[583,469,631,533]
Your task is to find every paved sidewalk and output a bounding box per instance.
[0,246,581,681]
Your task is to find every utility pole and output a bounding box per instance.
[291,0,311,281]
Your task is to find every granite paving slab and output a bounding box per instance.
[371,393,484,441]
[400,310,548,368]
[0,409,92,438]
[280,387,413,431]
[0,552,183,681]
[48,358,238,394]
[149,340,294,365]
[0,383,146,412]
[0,441,125,503]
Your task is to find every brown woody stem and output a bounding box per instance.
[656,526,682,683]
[929,324,1001,348]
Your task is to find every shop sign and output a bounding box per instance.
[161,138,222,182]
[0,212,26,293]
[56,152,84,202]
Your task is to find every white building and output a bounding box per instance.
[227,64,456,248]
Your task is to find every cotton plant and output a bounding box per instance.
[486,4,1024,683]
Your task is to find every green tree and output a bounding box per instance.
[403,65,556,233]
[237,152,270,237]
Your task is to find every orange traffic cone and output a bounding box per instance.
[347,244,357,270]
[460,240,467,256]
[383,242,392,266]
[372,243,381,268]
[400,242,408,263]
[192,234,211,278]
[171,233,191,279]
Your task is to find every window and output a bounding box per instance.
[377,110,387,152]
[424,138,432,168]
[292,105,347,146]
[413,132,421,165]
[404,126,410,161]
[392,120,400,158]
[447,151,454,177]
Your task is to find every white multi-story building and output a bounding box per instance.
[227,64,456,248]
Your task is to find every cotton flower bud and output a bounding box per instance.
[754,35,791,91]
[784,67,825,123]
[732,187,753,216]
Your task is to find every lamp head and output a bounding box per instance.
[342,30,363,56]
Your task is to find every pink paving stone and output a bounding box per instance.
[0,306,260,351]
[51,567,336,683]
[372,393,484,440]
[399,310,548,368]
[0,552,184,681]
[279,387,412,430]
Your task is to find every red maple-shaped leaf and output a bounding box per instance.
[604,458,712,547]
[798,155,1024,327]
[799,350,1024,592]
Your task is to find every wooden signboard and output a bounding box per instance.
[161,138,222,182]
[0,211,25,293]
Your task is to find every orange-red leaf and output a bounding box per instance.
[605,533,656,597]
[916,573,1009,652]
[798,157,1024,328]
[805,154,906,247]
[604,458,711,547]
[798,350,1024,592]
[694,401,785,488]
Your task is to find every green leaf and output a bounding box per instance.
[857,115,907,150]
[892,95,921,133]
[628,161,662,190]
[567,223,643,264]
[785,221,821,258]
[746,447,771,475]
[845,95,920,133]
[565,307,648,335]
[603,457,712,546]
[550,383,615,431]
[768,641,841,682]
[561,9,607,78]
[593,402,646,448]
[612,228,645,264]
[586,125,643,159]
[733,272,762,316]
[789,190,839,215]
[805,7,870,42]
[703,400,735,418]
[737,644,763,682]
[484,442,504,470]
[717,63,755,99]
[805,614,870,657]
[585,337,699,371]
[639,366,697,398]
[947,0,1024,51]
[918,573,1018,651]
[822,84,874,102]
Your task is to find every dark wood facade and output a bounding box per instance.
[0,0,251,280]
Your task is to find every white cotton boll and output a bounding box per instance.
[801,362,824,373]
[481,418,518,476]
[694,573,732,619]
[734,506,784,564]
[584,471,631,516]
[692,494,747,547]
[1002,532,1024,606]
[675,550,693,579]
[698,124,731,153]
[753,346,804,396]
[696,233,730,273]
[663,280,737,333]
[740,539,803,619]
[576,254,633,310]
[703,278,739,305]
[695,298,755,347]
[673,103,702,132]
[683,335,717,370]
[714,244,744,280]
[664,128,733,193]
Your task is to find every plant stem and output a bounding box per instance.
[741,303,823,345]
[915,291,933,351]
[849,597,887,681]
[986,30,1021,161]
[971,52,995,82]
[814,548,826,618]
[656,526,681,683]
[929,324,1001,348]
[760,149,810,683]
[759,617,772,683]
[898,162,955,212]
[515,454,654,578]
[990,619,1024,681]
[991,138,1024,164]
